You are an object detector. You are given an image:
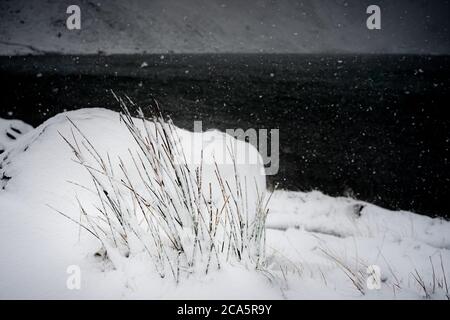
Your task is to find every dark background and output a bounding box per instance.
[0,54,449,217]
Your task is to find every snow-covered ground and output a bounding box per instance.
[0,118,33,152]
[0,108,449,299]
[1,0,449,55]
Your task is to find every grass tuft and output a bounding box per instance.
[56,94,271,282]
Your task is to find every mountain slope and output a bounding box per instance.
[0,0,449,55]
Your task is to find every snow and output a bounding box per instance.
[0,109,449,299]
[0,118,33,153]
[0,0,448,55]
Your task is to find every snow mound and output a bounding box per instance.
[268,191,450,250]
[0,109,449,299]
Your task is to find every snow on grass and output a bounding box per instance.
[0,108,449,299]
[265,191,450,299]
[55,96,270,283]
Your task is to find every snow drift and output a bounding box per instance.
[0,109,449,299]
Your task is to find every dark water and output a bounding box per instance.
[0,54,449,217]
